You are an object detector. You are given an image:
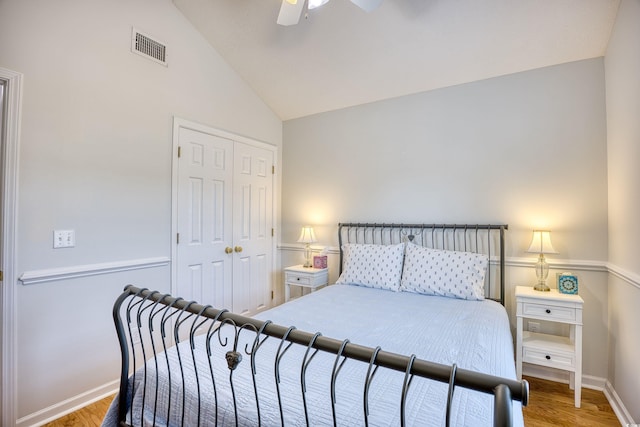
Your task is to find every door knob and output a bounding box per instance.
[234,246,243,253]
[225,247,233,254]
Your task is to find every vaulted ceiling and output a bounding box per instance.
[173,0,620,120]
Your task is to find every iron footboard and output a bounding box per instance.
[112,285,528,427]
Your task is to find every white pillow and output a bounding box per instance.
[336,243,405,291]
[400,243,488,300]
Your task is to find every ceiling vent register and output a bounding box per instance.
[131,28,167,66]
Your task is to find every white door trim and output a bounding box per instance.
[1,66,23,427]
[171,117,279,301]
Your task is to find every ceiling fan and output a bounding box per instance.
[277,0,383,26]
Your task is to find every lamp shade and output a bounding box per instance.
[526,230,558,254]
[308,0,330,9]
[297,226,317,244]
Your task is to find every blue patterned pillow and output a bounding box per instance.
[336,243,405,291]
[400,243,488,300]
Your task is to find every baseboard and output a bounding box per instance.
[522,364,606,390]
[604,380,636,426]
[524,365,637,426]
[16,380,118,427]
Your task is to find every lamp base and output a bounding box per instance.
[533,283,550,292]
[303,244,313,268]
[533,253,551,292]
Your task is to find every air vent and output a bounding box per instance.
[131,28,167,66]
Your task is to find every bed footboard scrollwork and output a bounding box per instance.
[112,285,528,427]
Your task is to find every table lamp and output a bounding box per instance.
[297,226,317,268]
[526,230,558,292]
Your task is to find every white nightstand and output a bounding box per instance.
[284,265,328,302]
[515,285,584,408]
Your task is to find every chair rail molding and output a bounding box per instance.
[278,244,609,273]
[19,257,171,285]
[607,262,640,290]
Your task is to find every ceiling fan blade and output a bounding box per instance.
[277,0,306,26]
[349,0,382,13]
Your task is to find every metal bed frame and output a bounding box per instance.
[112,223,527,427]
[338,223,508,304]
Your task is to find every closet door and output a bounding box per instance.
[175,126,274,314]
[232,142,273,315]
[176,128,234,309]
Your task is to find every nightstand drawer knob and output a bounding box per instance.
[545,355,551,360]
[297,277,300,281]
[545,309,551,314]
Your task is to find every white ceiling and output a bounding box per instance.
[173,0,620,120]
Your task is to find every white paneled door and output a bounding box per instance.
[232,142,273,315]
[177,128,234,309]
[176,126,273,315]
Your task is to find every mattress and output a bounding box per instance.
[102,284,524,426]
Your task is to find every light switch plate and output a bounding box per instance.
[53,230,75,248]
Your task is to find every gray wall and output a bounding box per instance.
[283,59,608,257]
[3,0,636,422]
[605,0,640,422]
[0,0,282,423]
[282,59,610,380]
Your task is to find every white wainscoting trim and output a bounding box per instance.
[604,380,636,426]
[16,379,118,427]
[278,245,610,272]
[522,364,606,390]
[505,256,608,272]
[524,365,634,426]
[607,262,640,291]
[19,257,171,285]
[278,243,339,253]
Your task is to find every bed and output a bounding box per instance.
[102,223,528,427]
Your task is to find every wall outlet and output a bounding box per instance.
[528,321,541,333]
[53,230,75,248]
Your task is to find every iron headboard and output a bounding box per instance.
[338,223,508,305]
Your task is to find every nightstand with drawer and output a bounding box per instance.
[515,285,584,408]
[284,265,329,302]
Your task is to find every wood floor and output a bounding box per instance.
[44,394,113,427]
[522,376,619,426]
[44,376,620,426]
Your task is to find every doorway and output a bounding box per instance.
[1,67,23,427]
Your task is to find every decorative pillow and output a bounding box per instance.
[400,243,488,300]
[336,243,405,291]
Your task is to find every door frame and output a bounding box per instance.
[1,67,23,427]
[170,117,279,304]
